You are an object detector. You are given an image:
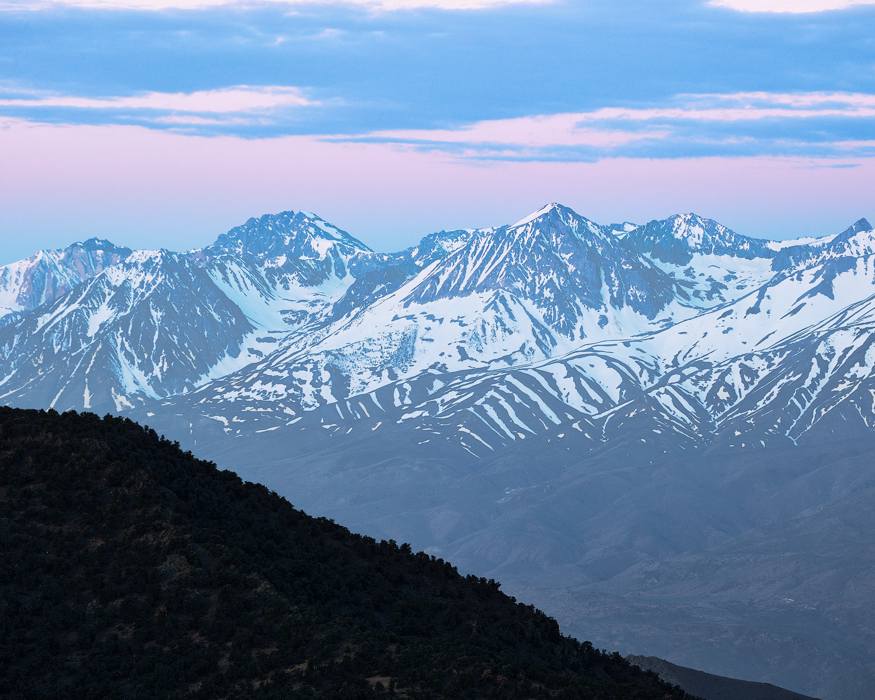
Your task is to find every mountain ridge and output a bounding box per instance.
[3,203,873,442]
[628,656,819,700]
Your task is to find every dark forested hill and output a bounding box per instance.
[0,407,690,700]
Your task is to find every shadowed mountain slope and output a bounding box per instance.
[627,657,818,700]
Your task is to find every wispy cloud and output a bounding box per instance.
[0,85,320,129]
[572,92,875,123]
[356,113,670,150]
[710,0,875,13]
[339,91,875,161]
[0,0,549,11]
[0,85,316,112]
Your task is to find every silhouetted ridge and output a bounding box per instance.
[0,407,690,700]
[628,657,818,700]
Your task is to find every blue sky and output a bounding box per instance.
[0,0,874,261]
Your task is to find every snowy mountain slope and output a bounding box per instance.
[145,203,702,426]
[0,238,131,316]
[635,222,875,443]
[606,221,639,238]
[323,342,707,459]
[0,210,496,414]
[771,217,872,271]
[377,218,875,454]
[0,250,255,412]
[199,210,378,331]
[628,213,775,263]
[0,210,417,413]
[147,214,875,464]
[676,291,875,446]
[624,214,781,309]
[326,229,494,322]
[403,204,677,328]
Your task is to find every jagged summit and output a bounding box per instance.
[627,212,773,263]
[657,212,733,245]
[408,228,482,267]
[0,237,132,315]
[771,216,875,271]
[834,217,873,241]
[399,200,675,338]
[208,209,372,259]
[71,237,123,251]
[20,237,126,259]
[200,209,377,303]
[669,212,720,240]
[511,202,568,226]
[509,202,604,236]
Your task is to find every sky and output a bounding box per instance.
[0,0,874,261]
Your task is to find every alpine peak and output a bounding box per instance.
[628,212,771,263]
[845,217,872,235]
[208,210,371,259]
[73,237,123,252]
[511,202,582,228]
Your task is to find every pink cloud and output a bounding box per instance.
[351,92,875,159]
[0,0,550,11]
[366,113,669,150]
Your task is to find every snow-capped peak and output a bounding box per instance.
[0,236,132,317]
[771,217,875,271]
[828,218,875,257]
[511,202,568,228]
[628,213,772,263]
[833,217,873,242]
[208,210,372,260]
[74,237,121,252]
[409,228,484,267]
[508,203,605,241]
[670,213,719,246]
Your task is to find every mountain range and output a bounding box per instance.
[5,204,873,453]
[2,204,873,699]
